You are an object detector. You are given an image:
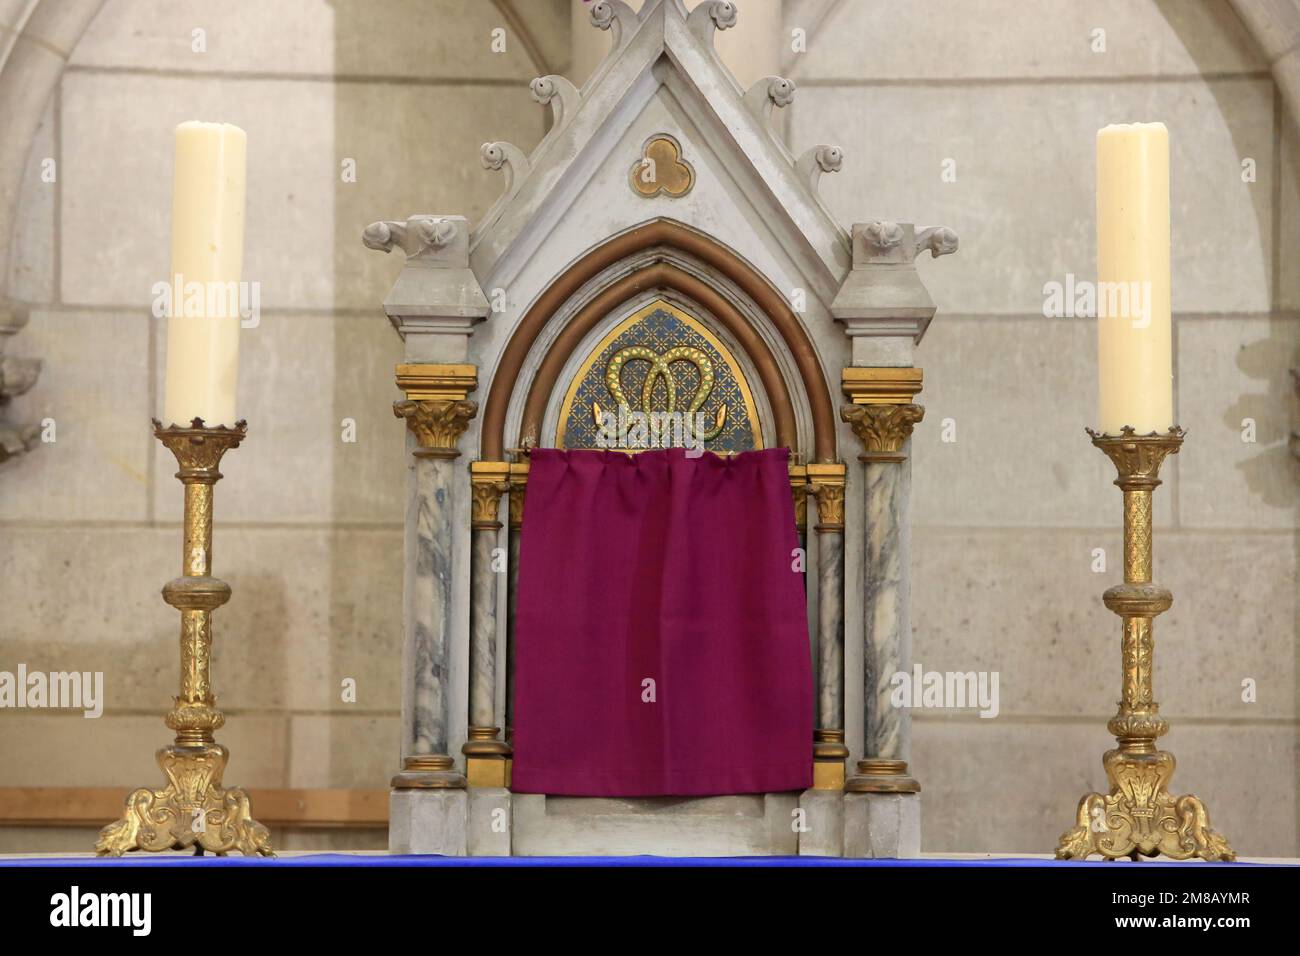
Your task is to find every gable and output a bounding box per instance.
[468,0,850,307]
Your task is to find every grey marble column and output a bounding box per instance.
[841,402,924,794]
[809,465,849,788]
[468,527,498,728]
[504,467,526,743]
[863,458,905,760]
[463,465,510,786]
[390,391,478,790]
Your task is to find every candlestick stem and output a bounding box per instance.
[96,419,272,856]
[1056,426,1233,861]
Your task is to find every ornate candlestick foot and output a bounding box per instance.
[1056,747,1233,861]
[96,743,272,856]
[97,419,272,856]
[1055,427,1233,862]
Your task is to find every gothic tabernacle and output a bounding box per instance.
[0,0,1292,930]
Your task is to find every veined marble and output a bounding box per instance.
[469,527,500,729]
[863,458,907,761]
[816,530,845,729]
[405,453,456,758]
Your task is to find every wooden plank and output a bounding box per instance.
[0,787,388,828]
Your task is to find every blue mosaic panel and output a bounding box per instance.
[560,306,758,452]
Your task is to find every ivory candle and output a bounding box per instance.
[162,121,247,427]
[1096,121,1172,434]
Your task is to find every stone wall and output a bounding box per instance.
[786,0,1298,854]
[0,0,1295,855]
[0,0,550,851]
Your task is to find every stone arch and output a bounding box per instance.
[481,218,838,461]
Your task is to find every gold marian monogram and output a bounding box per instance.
[593,345,726,440]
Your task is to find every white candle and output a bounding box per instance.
[1096,122,1173,434]
[162,121,246,427]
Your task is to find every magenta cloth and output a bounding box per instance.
[510,447,812,796]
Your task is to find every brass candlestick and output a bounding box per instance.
[96,419,272,856]
[1056,426,1233,861]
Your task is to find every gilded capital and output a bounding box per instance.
[789,467,808,530]
[394,363,478,458]
[470,461,511,529]
[470,479,510,528]
[505,461,530,530]
[807,463,846,530]
[394,399,477,457]
[841,403,924,460]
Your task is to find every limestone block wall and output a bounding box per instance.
[788,0,1298,854]
[0,0,1294,856]
[0,0,548,851]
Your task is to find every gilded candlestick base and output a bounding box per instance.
[1055,427,1233,862]
[96,743,272,857]
[97,419,272,856]
[1056,747,1234,862]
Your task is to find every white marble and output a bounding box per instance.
[512,793,800,857]
[403,452,456,759]
[816,529,845,730]
[843,792,921,859]
[389,788,467,856]
[467,787,511,857]
[863,460,907,760]
[468,526,499,729]
[797,788,844,857]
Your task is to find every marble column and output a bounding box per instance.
[808,463,848,789]
[840,368,924,795]
[464,461,511,787]
[504,461,528,751]
[390,365,478,791]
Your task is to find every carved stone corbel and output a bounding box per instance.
[743,75,796,125]
[590,0,641,54]
[362,215,458,258]
[796,145,844,195]
[480,141,531,205]
[530,75,581,131]
[0,306,42,467]
[686,0,737,45]
[915,225,959,259]
[861,220,906,257]
[0,353,41,401]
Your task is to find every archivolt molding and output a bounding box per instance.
[522,258,789,454]
[482,219,837,462]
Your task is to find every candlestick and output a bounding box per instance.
[1056,426,1233,862]
[1096,122,1172,434]
[163,121,246,427]
[96,418,271,856]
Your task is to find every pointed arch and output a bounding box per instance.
[481,219,837,461]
